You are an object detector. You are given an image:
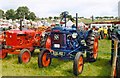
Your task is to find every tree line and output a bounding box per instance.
[0,6,36,21]
[0,7,117,21]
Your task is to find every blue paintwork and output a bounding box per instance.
[47,26,90,60]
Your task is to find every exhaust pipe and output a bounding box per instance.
[20,18,23,31]
[76,13,78,29]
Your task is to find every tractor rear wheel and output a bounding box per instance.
[73,52,84,76]
[18,49,31,64]
[38,49,51,68]
[40,34,48,48]
[111,40,114,65]
[86,32,98,62]
[113,67,116,77]
[116,57,120,78]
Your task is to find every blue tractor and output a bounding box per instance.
[38,12,98,76]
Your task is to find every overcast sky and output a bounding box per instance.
[0,0,119,18]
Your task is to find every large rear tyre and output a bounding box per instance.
[116,57,120,78]
[111,40,114,65]
[18,49,31,64]
[73,52,84,76]
[38,49,51,68]
[86,32,98,62]
[113,67,116,77]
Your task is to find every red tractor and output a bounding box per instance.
[0,20,51,64]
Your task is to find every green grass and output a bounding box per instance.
[79,19,119,24]
[1,39,111,76]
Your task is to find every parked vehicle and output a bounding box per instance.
[0,19,51,64]
[111,23,120,78]
[38,12,98,76]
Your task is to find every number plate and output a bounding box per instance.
[54,44,60,48]
[53,52,64,56]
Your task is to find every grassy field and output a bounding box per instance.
[1,39,111,76]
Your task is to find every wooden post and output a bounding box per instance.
[111,40,118,77]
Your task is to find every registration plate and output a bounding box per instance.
[53,52,64,56]
[54,44,60,48]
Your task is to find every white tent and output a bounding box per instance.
[78,22,89,30]
[66,20,73,28]
[78,22,85,27]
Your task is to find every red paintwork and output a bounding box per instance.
[0,29,51,59]
[45,36,51,49]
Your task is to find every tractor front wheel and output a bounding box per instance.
[73,52,84,76]
[38,49,51,68]
[18,49,31,64]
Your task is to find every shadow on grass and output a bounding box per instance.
[3,54,17,60]
[62,56,111,76]
[31,52,39,57]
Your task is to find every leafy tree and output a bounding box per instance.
[28,12,36,21]
[79,17,84,19]
[60,11,74,21]
[54,16,57,19]
[16,6,30,19]
[67,15,72,19]
[49,16,52,20]
[41,18,44,20]
[95,16,100,20]
[103,16,109,19]
[5,9,16,20]
[0,9,4,18]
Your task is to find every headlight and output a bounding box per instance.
[72,33,78,38]
[54,44,60,48]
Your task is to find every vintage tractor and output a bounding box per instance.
[111,23,120,78]
[38,12,98,76]
[0,19,51,64]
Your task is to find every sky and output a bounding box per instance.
[0,0,119,18]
